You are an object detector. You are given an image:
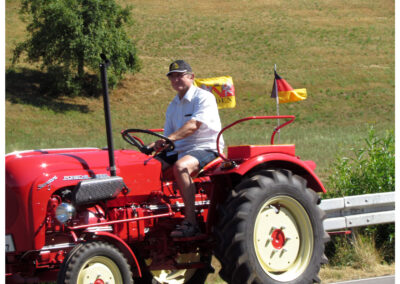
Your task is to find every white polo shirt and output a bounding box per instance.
[164,85,224,158]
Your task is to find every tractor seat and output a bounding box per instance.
[195,156,224,177]
[161,156,224,181]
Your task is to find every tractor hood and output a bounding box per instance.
[6,147,163,252]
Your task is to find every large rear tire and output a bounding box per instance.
[57,241,133,284]
[214,170,329,284]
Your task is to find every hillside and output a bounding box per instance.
[5,0,394,182]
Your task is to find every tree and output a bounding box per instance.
[13,0,140,95]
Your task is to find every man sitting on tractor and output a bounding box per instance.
[152,60,224,238]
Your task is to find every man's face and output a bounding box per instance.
[168,72,194,96]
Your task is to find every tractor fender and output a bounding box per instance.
[218,153,326,193]
[91,231,142,278]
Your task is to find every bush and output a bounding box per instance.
[327,127,394,198]
[326,232,383,269]
[325,128,395,265]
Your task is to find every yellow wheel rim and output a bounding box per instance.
[77,256,123,284]
[253,196,313,282]
[147,253,201,284]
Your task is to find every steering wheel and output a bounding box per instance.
[121,129,175,155]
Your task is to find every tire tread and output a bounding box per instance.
[213,170,330,284]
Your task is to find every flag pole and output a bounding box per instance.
[274,64,280,143]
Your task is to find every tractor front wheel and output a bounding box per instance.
[214,170,329,284]
[57,241,133,284]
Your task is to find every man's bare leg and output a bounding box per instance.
[173,155,200,225]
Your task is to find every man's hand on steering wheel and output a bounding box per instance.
[154,139,169,152]
[121,129,175,155]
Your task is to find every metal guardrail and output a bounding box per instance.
[319,192,395,231]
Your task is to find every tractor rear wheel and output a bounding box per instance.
[214,170,329,284]
[57,241,133,284]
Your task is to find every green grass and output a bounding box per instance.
[6,0,394,181]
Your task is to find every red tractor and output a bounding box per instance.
[6,56,329,284]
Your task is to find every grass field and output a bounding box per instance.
[6,1,394,180]
[5,0,395,282]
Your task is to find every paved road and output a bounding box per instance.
[333,275,395,284]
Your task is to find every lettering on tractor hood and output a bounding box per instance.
[63,174,109,181]
[38,176,58,190]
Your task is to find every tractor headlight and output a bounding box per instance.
[55,203,76,224]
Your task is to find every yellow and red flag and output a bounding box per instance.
[194,76,236,109]
[271,72,307,104]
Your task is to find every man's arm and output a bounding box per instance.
[168,119,202,142]
[152,119,202,152]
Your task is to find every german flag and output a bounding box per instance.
[271,72,307,104]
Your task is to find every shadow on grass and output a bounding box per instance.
[5,68,100,113]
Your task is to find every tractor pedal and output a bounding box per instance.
[172,233,208,242]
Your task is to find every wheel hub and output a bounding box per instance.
[254,204,301,272]
[77,256,122,284]
[271,228,285,249]
[253,195,315,282]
